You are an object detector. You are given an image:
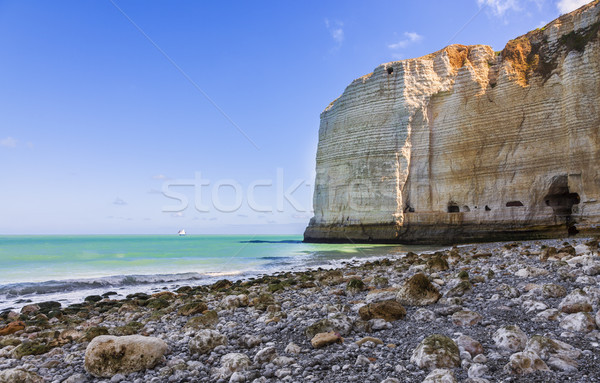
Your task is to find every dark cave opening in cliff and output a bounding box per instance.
[506,201,524,207]
[448,204,460,213]
[544,175,580,235]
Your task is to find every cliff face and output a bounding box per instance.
[305,1,600,244]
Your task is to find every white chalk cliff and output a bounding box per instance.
[305,1,600,244]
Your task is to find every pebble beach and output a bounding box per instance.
[2,237,600,383]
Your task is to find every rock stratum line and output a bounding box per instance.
[305,1,600,244]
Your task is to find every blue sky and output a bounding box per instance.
[0,0,592,234]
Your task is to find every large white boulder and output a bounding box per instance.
[188,329,228,355]
[422,368,456,383]
[84,335,168,378]
[503,351,549,374]
[0,368,43,383]
[559,312,597,332]
[492,325,527,352]
[215,353,251,379]
[410,334,460,370]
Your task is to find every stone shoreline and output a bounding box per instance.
[2,237,600,382]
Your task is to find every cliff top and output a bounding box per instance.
[330,0,600,111]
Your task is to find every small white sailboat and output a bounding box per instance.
[178,229,186,236]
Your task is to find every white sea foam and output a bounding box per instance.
[0,272,243,311]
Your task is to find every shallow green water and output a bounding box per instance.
[0,235,439,310]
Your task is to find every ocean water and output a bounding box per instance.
[0,235,441,311]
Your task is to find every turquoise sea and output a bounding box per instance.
[0,235,440,311]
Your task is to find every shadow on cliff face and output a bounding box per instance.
[544,175,580,235]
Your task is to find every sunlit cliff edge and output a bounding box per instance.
[305,1,600,244]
